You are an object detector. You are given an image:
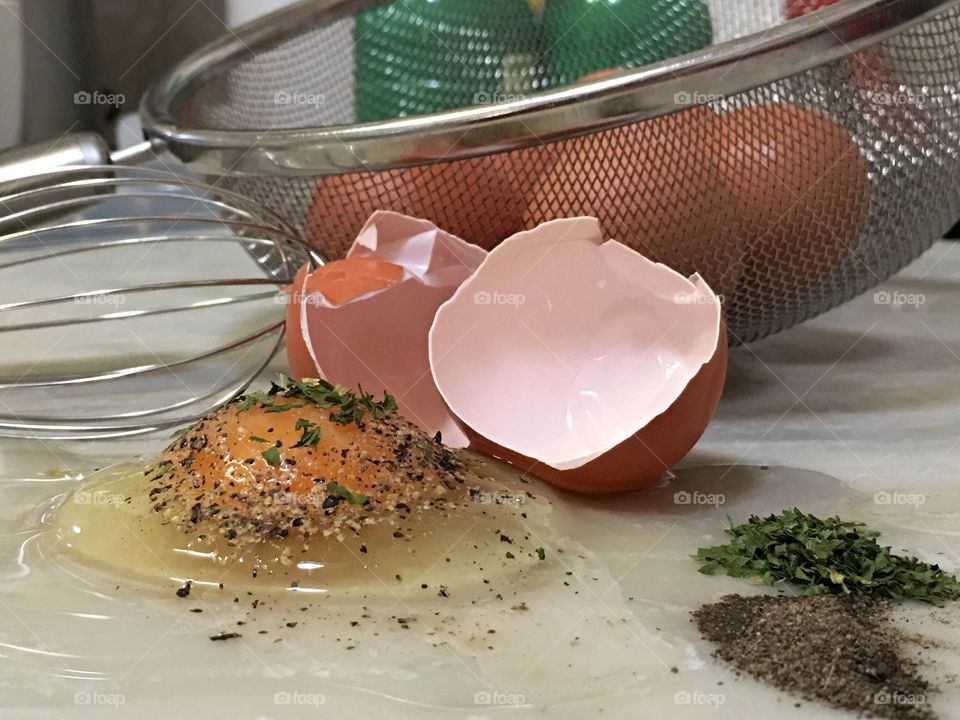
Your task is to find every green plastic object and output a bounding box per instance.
[354,0,549,122]
[543,0,713,86]
[353,0,714,122]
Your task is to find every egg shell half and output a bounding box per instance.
[286,210,487,448]
[428,217,727,493]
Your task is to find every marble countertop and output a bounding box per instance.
[690,240,960,494]
[1,237,958,720]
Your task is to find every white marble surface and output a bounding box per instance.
[2,240,959,720]
[691,240,960,493]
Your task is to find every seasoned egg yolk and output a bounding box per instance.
[52,382,544,594]
[154,390,464,544]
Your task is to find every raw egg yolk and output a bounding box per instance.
[154,391,464,543]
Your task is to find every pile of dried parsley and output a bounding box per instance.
[694,508,960,603]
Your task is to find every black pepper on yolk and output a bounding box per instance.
[149,380,465,547]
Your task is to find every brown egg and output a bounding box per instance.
[521,105,744,301]
[305,153,532,257]
[705,102,868,300]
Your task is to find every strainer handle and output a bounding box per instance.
[0,134,157,195]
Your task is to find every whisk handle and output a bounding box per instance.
[0,134,158,195]
[0,133,110,193]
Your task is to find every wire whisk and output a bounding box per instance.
[0,166,319,439]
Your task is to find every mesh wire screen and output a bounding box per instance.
[174,0,960,343]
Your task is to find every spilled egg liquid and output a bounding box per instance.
[41,387,558,598]
[49,455,548,596]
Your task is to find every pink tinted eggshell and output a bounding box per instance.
[287,211,487,448]
[428,217,727,493]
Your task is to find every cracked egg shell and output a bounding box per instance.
[429,217,727,494]
[286,211,487,448]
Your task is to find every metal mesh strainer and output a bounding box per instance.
[130,0,960,342]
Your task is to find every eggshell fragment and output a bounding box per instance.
[286,211,487,448]
[429,217,726,493]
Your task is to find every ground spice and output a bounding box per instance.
[694,594,934,719]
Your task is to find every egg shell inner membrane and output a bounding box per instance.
[429,217,721,470]
[351,210,488,282]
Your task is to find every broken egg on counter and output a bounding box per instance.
[428,217,727,494]
[286,211,486,448]
[52,380,548,594]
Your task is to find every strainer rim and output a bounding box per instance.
[141,0,959,176]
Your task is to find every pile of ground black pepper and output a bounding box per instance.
[694,594,934,719]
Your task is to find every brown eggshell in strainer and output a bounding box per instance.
[428,217,727,494]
